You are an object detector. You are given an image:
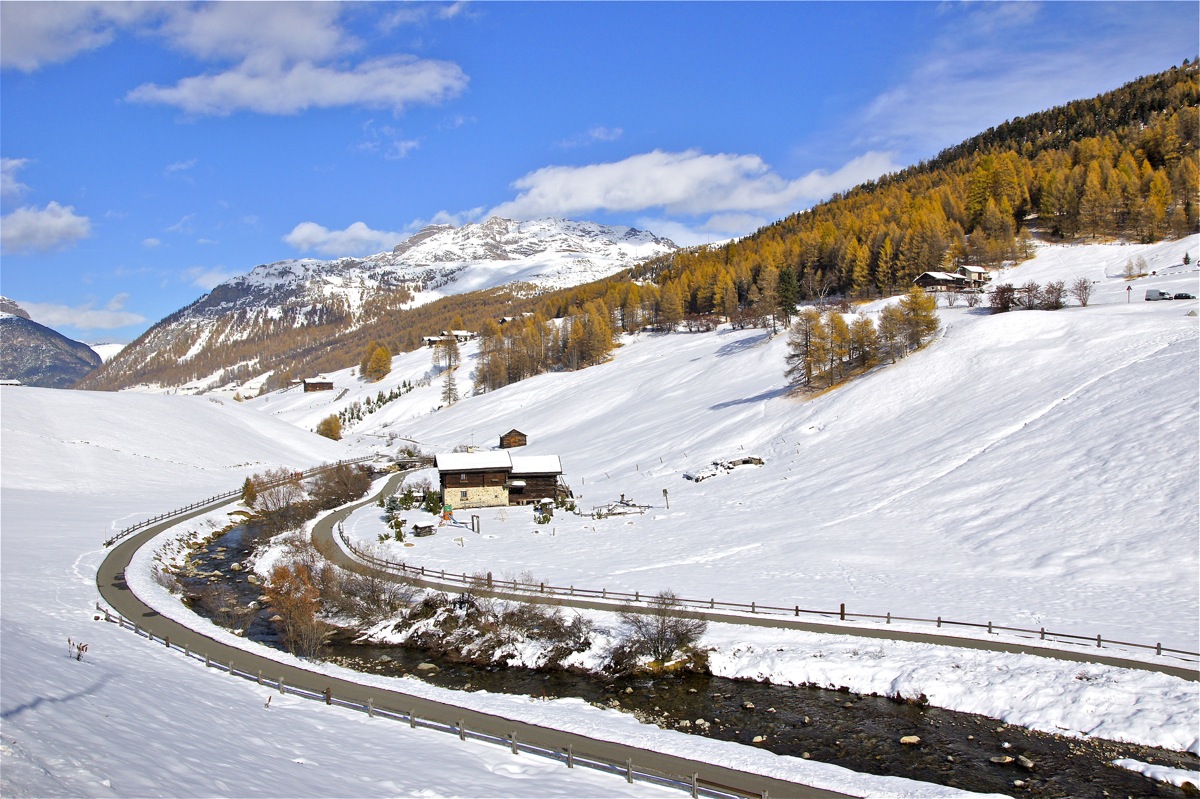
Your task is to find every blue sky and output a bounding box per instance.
[1,1,1196,344]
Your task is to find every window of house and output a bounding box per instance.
[459,473,466,482]
[460,490,468,501]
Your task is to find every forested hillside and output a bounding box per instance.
[633,62,1197,321]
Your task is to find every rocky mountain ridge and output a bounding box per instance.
[78,217,677,394]
[0,297,103,388]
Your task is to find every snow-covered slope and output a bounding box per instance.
[0,389,691,799]
[256,235,1200,656]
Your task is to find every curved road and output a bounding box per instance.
[97,476,855,799]
[315,475,1199,682]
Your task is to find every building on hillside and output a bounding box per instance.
[914,271,969,292]
[435,451,564,509]
[956,264,989,288]
[508,455,562,505]
[302,377,334,392]
[499,429,527,449]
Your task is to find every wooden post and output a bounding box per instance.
[1040,627,1045,640]
[204,653,210,667]
[839,603,845,621]
[279,677,286,695]
[988,621,993,634]
[510,732,518,754]
[458,720,465,741]
[367,698,374,718]
[325,687,332,705]
[567,745,574,768]
[164,636,170,648]
[1157,642,1162,656]
[937,616,942,628]
[410,710,417,728]
[626,758,633,783]
[751,601,756,613]
[257,670,262,685]
[1096,634,1102,649]
[229,661,235,676]
[794,606,799,617]
[886,612,891,625]
[691,773,699,798]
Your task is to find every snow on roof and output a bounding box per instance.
[510,455,562,475]
[435,451,513,471]
[916,271,965,281]
[959,264,987,274]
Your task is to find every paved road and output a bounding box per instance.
[97,479,855,799]
[315,476,1200,683]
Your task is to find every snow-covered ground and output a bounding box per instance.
[3,236,1197,797]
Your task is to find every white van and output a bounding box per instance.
[1145,289,1172,301]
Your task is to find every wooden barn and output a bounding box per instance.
[507,455,562,505]
[302,377,334,392]
[435,451,563,509]
[499,429,527,449]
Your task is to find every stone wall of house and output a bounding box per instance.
[444,485,508,509]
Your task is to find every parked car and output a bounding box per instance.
[1174,292,1196,300]
[1145,289,1170,300]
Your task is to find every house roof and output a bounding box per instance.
[510,455,562,475]
[502,428,526,437]
[915,271,966,282]
[959,265,987,274]
[436,451,513,472]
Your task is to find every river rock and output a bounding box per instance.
[416,662,439,672]
[752,735,766,743]
[990,755,1014,765]
[742,701,755,710]
[246,574,259,584]
[269,614,283,623]
[1017,755,1035,770]
[230,562,242,572]
[900,736,921,745]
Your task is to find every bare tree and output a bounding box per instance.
[616,590,707,665]
[252,468,305,534]
[1041,280,1066,310]
[1069,277,1094,307]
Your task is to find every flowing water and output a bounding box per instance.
[181,525,1198,798]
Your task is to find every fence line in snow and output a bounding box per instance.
[94,603,747,799]
[103,457,377,548]
[338,532,1199,665]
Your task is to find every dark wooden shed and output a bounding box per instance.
[499,429,528,449]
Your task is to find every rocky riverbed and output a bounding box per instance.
[178,524,1198,798]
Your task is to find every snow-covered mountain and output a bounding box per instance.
[0,296,102,388]
[78,218,677,394]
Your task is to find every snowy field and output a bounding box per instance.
[2,236,1197,797]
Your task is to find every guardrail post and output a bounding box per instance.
[886,612,891,624]
[1096,634,1102,649]
[510,732,518,754]
[567,745,574,768]
[1040,627,1045,640]
[228,661,234,676]
[634,591,639,602]
[204,653,210,667]
[691,773,699,798]
[988,621,993,634]
[794,605,798,617]
[410,710,417,728]
[257,670,262,685]
[367,698,374,718]
[625,758,633,783]
[279,677,286,695]
[458,720,465,741]
[325,687,332,705]
[751,601,756,613]
[1157,642,1162,656]
[840,603,845,621]
[165,635,170,648]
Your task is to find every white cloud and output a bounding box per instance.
[283,221,408,257]
[142,237,161,248]
[489,149,900,222]
[1,158,31,201]
[156,2,351,66]
[127,55,468,116]
[165,159,196,174]
[185,265,240,290]
[19,293,145,331]
[0,1,158,72]
[1,201,91,253]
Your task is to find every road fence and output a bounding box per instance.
[94,603,751,799]
[103,456,377,547]
[339,532,1199,666]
